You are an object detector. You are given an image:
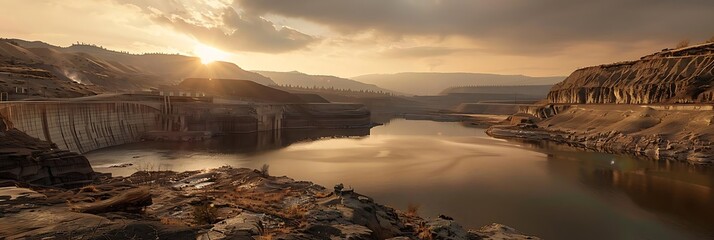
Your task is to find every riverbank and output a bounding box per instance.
[487,104,714,165]
[0,166,537,239]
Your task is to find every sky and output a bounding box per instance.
[1,0,713,78]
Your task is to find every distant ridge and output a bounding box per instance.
[256,70,398,94]
[0,38,274,94]
[353,72,565,96]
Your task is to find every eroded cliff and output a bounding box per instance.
[547,43,714,104]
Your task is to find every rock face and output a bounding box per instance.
[0,114,95,187]
[547,43,714,104]
[488,104,714,164]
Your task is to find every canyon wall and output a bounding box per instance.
[0,102,160,153]
[547,43,714,104]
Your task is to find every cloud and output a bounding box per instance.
[116,0,316,53]
[380,46,473,58]
[235,0,714,54]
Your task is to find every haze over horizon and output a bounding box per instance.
[2,0,713,78]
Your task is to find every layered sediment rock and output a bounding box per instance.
[489,105,714,164]
[547,43,714,104]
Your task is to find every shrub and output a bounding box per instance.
[676,39,690,49]
[192,203,218,225]
[416,222,433,240]
[260,164,270,177]
[406,203,420,216]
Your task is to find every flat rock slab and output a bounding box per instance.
[0,186,46,201]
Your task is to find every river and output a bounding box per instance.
[86,119,714,240]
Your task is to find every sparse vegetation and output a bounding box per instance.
[260,164,270,177]
[416,222,434,240]
[192,203,218,225]
[406,203,421,216]
[676,39,690,49]
[285,204,307,219]
[160,217,186,226]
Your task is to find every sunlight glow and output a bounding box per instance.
[194,44,228,64]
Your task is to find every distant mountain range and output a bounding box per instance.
[353,72,565,95]
[255,71,396,94]
[0,38,568,99]
[0,38,273,94]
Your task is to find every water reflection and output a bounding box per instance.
[88,127,369,175]
[86,119,714,239]
[523,141,714,238]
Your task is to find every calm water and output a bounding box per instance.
[86,119,714,240]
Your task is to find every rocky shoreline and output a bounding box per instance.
[0,166,538,240]
[486,124,714,165]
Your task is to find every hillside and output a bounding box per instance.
[178,78,304,103]
[257,71,396,93]
[547,42,714,104]
[0,38,274,98]
[353,72,564,96]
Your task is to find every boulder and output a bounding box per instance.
[0,120,95,187]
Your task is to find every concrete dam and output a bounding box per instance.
[0,100,371,154]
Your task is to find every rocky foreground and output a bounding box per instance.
[0,167,538,240]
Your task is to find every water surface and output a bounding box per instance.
[86,119,714,239]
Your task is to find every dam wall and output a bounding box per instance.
[167,103,283,134]
[282,103,371,129]
[0,101,372,153]
[0,102,160,153]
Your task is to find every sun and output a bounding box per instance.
[194,44,228,64]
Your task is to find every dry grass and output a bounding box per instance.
[160,217,186,226]
[78,185,99,193]
[258,233,274,240]
[416,222,433,240]
[285,204,307,219]
[192,203,218,225]
[227,188,312,225]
